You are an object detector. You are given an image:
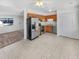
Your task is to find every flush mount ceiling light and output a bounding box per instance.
[35,0,44,7]
[48,9,52,12]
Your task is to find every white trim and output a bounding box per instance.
[24,8,27,40]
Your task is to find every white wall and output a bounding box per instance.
[0,15,24,34]
[57,7,79,39]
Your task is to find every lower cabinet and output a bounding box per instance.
[44,26,52,32]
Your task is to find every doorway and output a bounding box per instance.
[26,13,57,40]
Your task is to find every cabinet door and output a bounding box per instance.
[45,26,52,32]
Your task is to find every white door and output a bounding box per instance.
[62,12,73,37]
[57,8,79,39]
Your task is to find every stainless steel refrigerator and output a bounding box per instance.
[27,17,40,40]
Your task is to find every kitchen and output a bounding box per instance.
[27,12,57,40]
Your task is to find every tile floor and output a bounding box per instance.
[0,33,79,59]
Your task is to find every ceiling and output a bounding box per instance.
[0,0,78,15]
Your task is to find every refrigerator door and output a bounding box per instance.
[27,17,31,40]
[31,18,40,39]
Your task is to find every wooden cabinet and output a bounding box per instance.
[44,26,53,32]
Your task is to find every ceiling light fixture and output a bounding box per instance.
[35,0,44,7]
[48,9,52,12]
